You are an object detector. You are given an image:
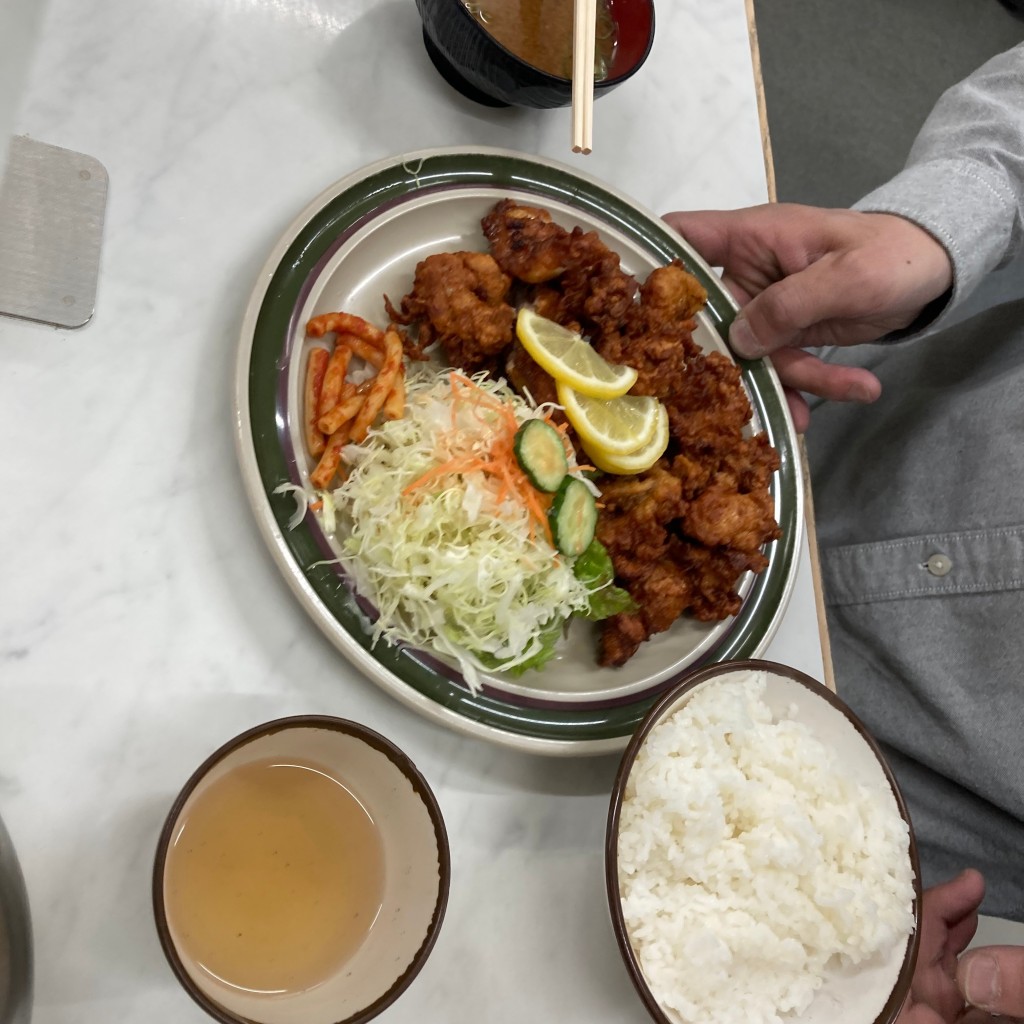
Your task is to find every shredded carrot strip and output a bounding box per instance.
[403,454,484,495]
[402,372,556,545]
[309,500,324,512]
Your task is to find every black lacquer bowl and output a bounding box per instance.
[416,0,655,108]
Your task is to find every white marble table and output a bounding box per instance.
[0,0,825,1020]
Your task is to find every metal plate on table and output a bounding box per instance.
[0,135,108,329]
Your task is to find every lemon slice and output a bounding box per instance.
[583,402,670,474]
[516,308,638,399]
[556,381,660,455]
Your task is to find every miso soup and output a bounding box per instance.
[465,0,618,80]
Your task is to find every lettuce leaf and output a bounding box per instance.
[471,541,635,676]
[573,540,637,620]
[472,617,566,676]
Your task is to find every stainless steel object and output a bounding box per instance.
[0,135,108,329]
[0,813,32,1024]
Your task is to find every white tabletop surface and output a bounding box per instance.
[0,0,826,1020]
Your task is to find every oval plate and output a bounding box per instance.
[234,146,804,756]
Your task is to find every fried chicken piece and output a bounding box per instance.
[664,351,752,452]
[667,390,765,498]
[530,285,580,331]
[592,262,705,400]
[596,468,690,665]
[557,230,638,334]
[596,468,685,570]
[682,474,781,554]
[595,322,693,401]
[599,611,650,668]
[483,200,637,336]
[628,557,694,634]
[596,517,673,579]
[673,544,769,622]
[669,451,715,499]
[388,251,514,372]
[717,433,780,490]
[638,260,707,323]
[601,532,772,663]
[482,200,574,284]
[680,431,781,555]
[598,556,694,666]
[598,533,700,665]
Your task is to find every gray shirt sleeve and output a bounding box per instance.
[852,42,1024,326]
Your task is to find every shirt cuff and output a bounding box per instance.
[854,156,1017,338]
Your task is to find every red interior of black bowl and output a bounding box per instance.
[607,0,655,79]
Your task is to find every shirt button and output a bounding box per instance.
[925,553,953,577]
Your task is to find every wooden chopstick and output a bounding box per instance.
[571,0,596,154]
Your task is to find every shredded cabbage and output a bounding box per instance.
[273,482,309,530]
[327,369,601,690]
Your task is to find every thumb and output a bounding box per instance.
[958,947,1024,1016]
[728,257,876,358]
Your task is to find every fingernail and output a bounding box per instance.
[846,381,878,403]
[962,953,1000,1009]
[729,315,764,358]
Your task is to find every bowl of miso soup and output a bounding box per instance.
[416,0,655,108]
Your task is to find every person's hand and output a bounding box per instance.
[898,868,1024,1024]
[664,204,953,431]
[901,870,985,1024]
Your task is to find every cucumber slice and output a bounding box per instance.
[548,477,597,558]
[513,419,568,493]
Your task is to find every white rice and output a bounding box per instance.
[617,670,914,1024]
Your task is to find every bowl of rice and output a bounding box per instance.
[606,660,921,1024]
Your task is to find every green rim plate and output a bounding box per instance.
[234,147,804,756]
